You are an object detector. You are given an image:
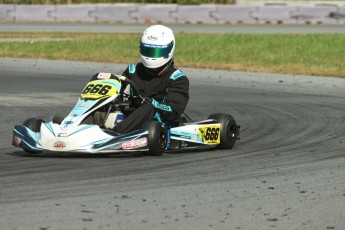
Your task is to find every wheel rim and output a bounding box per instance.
[158,132,167,149]
[228,125,237,141]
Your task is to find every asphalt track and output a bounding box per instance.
[1,57,345,230]
[2,22,345,34]
[1,19,345,230]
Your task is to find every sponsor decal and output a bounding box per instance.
[116,118,124,124]
[152,99,172,112]
[76,103,91,109]
[97,72,111,79]
[63,120,73,128]
[122,137,148,150]
[58,133,68,137]
[142,43,167,48]
[114,113,124,124]
[53,140,66,149]
[147,35,158,41]
[197,125,221,144]
[180,135,191,139]
[13,135,22,145]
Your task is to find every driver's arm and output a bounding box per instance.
[120,67,132,97]
[121,65,189,121]
[151,75,189,121]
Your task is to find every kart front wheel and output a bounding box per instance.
[53,114,64,124]
[208,113,239,149]
[142,121,167,156]
[22,118,44,154]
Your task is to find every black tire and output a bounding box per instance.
[22,118,44,154]
[142,121,167,156]
[208,113,239,149]
[23,118,44,132]
[53,114,64,124]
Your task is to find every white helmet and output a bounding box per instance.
[140,25,175,69]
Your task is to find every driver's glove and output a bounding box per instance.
[133,96,152,107]
[143,97,152,104]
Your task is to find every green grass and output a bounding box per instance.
[1,32,344,77]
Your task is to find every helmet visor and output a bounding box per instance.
[140,41,174,58]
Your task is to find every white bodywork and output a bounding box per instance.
[38,122,113,152]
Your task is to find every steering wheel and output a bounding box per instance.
[113,74,144,106]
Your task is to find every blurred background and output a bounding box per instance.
[0,0,343,5]
[0,0,344,24]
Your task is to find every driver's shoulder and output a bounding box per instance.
[168,66,187,81]
[127,62,143,75]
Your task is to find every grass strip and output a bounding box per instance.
[0,32,344,77]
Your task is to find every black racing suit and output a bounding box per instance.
[113,61,189,134]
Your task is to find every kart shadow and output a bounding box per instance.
[8,151,145,158]
[9,146,216,158]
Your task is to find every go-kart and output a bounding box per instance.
[12,73,240,156]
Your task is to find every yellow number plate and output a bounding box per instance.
[81,80,118,100]
[197,125,221,144]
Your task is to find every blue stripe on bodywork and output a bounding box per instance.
[152,99,172,112]
[69,125,94,137]
[14,126,39,142]
[129,64,136,74]
[14,126,43,151]
[20,139,43,151]
[91,130,148,151]
[170,70,185,80]
[44,123,55,136]
[91,138,113,145]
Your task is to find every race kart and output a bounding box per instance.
[12,73,240,156]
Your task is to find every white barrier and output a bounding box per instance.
[171,5,217,24]
[90,4,138,23]
[332,6,345,24]
[251,6,298,24]
[9,5,55,21]
[0,4,14,20]
[50,5,95,22]
[213,6,257,24]
[133,4,178,24]
[291,5,338,24]
[236,0,345,6]
[0,4,344,25]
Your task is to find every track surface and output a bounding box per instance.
[1,58,345,230]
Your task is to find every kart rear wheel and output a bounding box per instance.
[142,121,167,156]
[208,113,239,149]
[22,118,44,154]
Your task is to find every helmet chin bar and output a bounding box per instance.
[141,56,171,69]
[144,59,173,76]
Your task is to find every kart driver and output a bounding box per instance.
[112,25,189,134]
